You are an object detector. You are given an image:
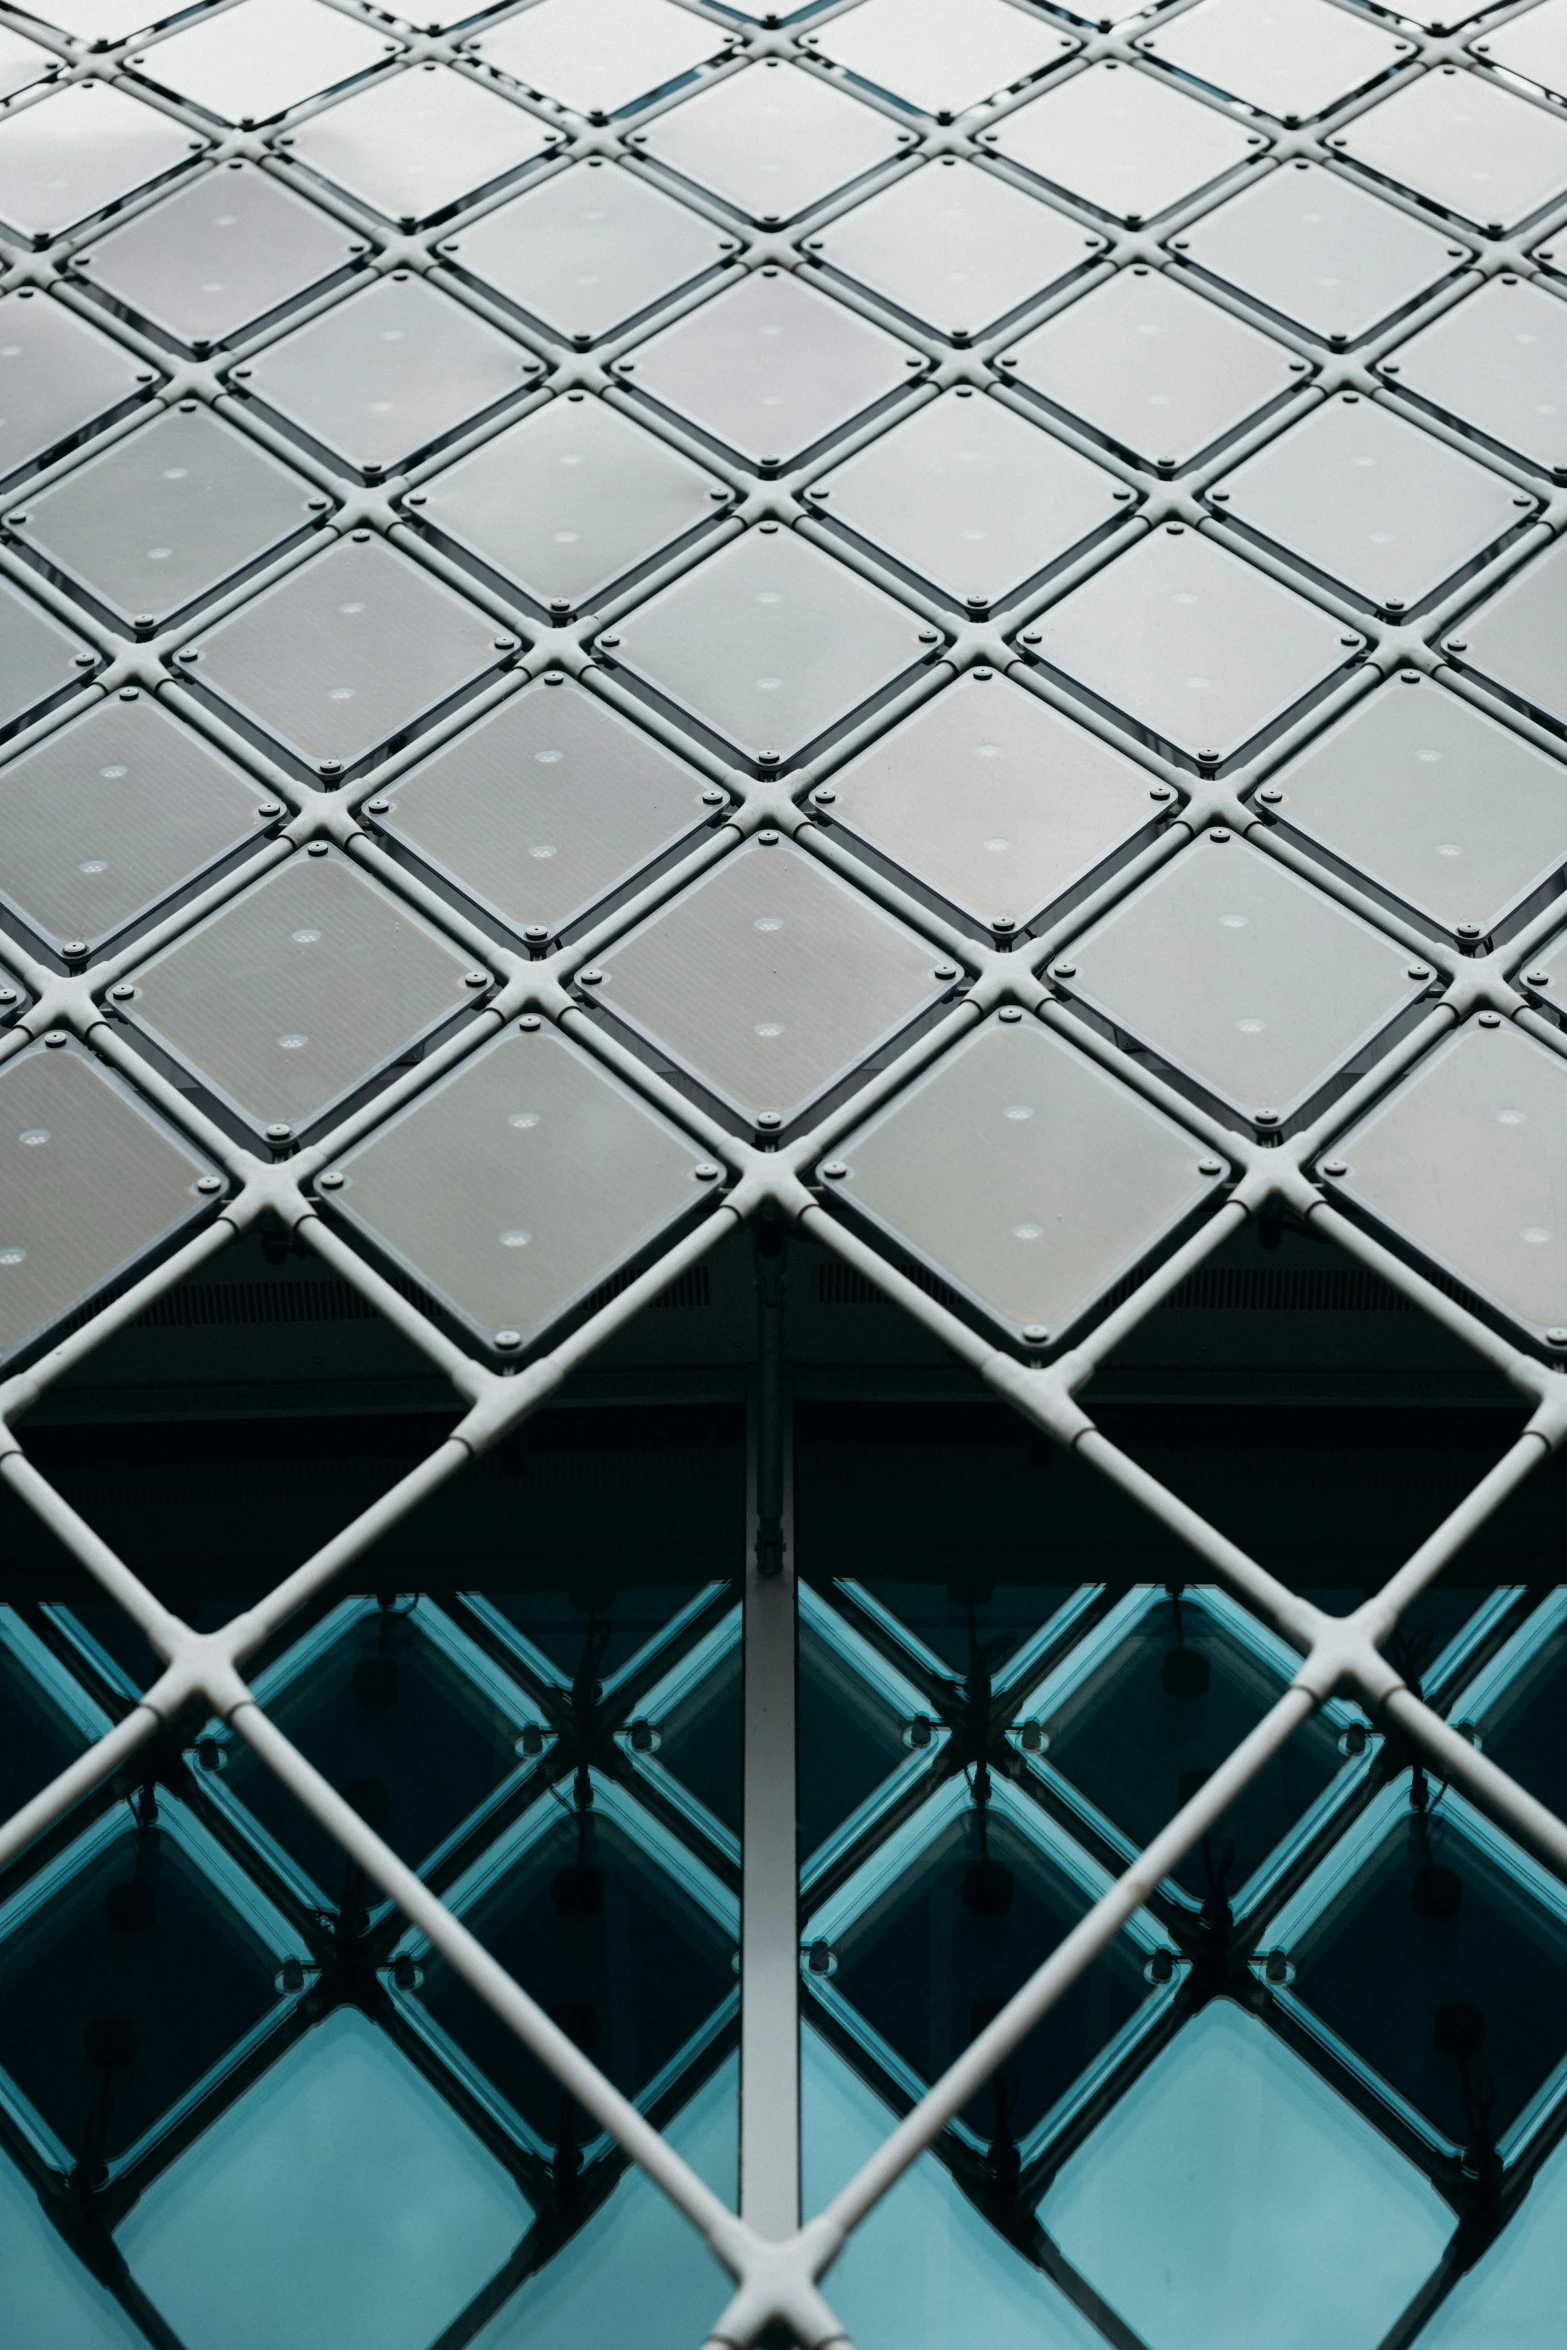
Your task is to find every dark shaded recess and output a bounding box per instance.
[1484,1622,1567,1824]
[0,1809,277,2168]
[0,1405,746,1670]
[0,1636,84,1826]
[1297,1815,1567,2149]
[413,1809,732,2149]
[795,1400,1550,1596]
[831,1804,1145,2147]
[855,1580,1079,1677]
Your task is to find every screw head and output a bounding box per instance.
[307,839,330,855]
[43,1031,67,1048]
[933,962,959,979]
[756,1111,782,1130]
[1198,1157,1224,1177]
[1526,970,1551,987]
[519,1014,541,1031]
[1321,1158,1349,1178]
[693,1162,721,1182]
[1258,786,1284,805]
[578,967,603,985]
[1478,1010,1502,1027]
[463,970,489,989]
[61,939,88,959]
[999,1005,1023,1023]
[110,983,136,1001]
[1052,962,1076,980]
[494,1330,522,1350]
[821,1160,849,1179]
[1548,1328,1567,1348]
[1021,1323,1049,1344]
[318,1171,345,1190]
[1254,1109,1280,1126]
[700,787,725,806]
[265,1121,292,1140]
[364,797,390,815]
[1445,639,1468,654]
[195,1174,223,1194]
[758,828,779,845]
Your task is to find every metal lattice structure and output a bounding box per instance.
[5,0,1567,2340]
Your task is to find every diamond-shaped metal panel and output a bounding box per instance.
[805,0,1075,119]
[1322,1016,1567,1341]
[0,689,272,955]
[121,846,480,1139]
[1381,275,1567,480]
[1209,391,1530,617]
[817,669,1165,935]
[0,577,93,739]
[809,158,1104,343]
[0,81,200,246]
[604,521,932,763]
[8,403,322,631]
[1333,63,1567,236]
[0,1036,216,1365]
[439,159,728,346]
[633,58,905,227]
[0,24,57,104]
[595,833,949,1130]
[1135,0,1410,127]
[1264,672,1567,942]
[1024,521,1360,767]
[616,264,920,471]
[0,289,153,487]
[72,160,363,353]
[811,386,1128,610]
[363,672,716,941]
[830,1014,1220,1343]
[1056,828,1428,1125]
[1174,159,1468,347]
[1451,536,1567,735]
[473,0,728,118]
[1474,2,1567,103]
[281,63,554,228]
[987,59,1260,227]
[410,387,725,613]
[326,1016,711,1354]
[1007,265,1306,472]
[182,532,513,777]
[233,270,538,476]
[126,0,397,126]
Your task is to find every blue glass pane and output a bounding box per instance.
[802,2032,1104,2349]
[1040,2001,1451,2350]
[470,2059,736,2350]
[1415,2128,1567,2346]
[117,2008,528,2350]
[0,2145,149,2349]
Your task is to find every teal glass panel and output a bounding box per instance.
[1415,2127,1567,2345]
[0,2145,149,2349]
[802,2031,1104,2349]
[1040,2001,1451,2350]
[468,2058,737,2349]
[117,2007,529,2350]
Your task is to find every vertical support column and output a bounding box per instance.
[740,1215,800,2238]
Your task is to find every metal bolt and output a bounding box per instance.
[43,1031,67,1048]
[307,839,330,855]
[917,629,940,644]
[1478,1011,1502,1027]
[758,828,779,845]
[317,765,341,782]
[62,939,88,959]
[693,1162,721,1182]
[1052,962,1075,980]
[494,1330,522,1350]
[1021,1323,1049,1344]
[757,1111,782,1130]
[110,982,136,1001]
[266,1122,292,1140]
[519,1014,541,1031]
[599,634,620,649]
[195,1174,223,1194]
[579,967,604,985]
[1151,785,1175,801]
[1527,970,1551,988]
[1198,1157,1224,1177]
[319,1171,345,1190]
[365,798,391,815]
[821,1160,848,1179]
[700,787,725,805]
[999,1005,1023,1022]
[1257,786,1283,805]
[1548,1329,1567,1348]
[463,970,489,989]
[256,801,282,818]
[1446,638,1467,654]
[933,962,959,979]
[1255,1109,1280,1126]
[1321,1158,1349,1178]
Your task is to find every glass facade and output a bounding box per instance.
[3,0,1567,2344]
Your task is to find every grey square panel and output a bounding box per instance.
[473,0,727,119]
[128,0,397,125]
[1451,537,1567,734]
[440,160,727,345]
[1057,829,1426,1125]
[1174,161,1468,346]
[0,1038,216,1367]
[605,523,931,763]
[818,669,1162,933]
[1322,1017,1567,1342]
[0,289,153,485]
[632,60,904,227]
[365,674,714,939]
[281,64,553,228]
[1264,673,1567,941]
[0,26,59,105]
[809,159,1104,343]
[831,1015,1218,1344]
[804,0,1076,119]
[0,577,92,736]
[596,833,948,1128]
[810,388,1127,610]
[1474,2,1567,103]
[0,82,200,246]
[616,266,919,471]
[1331,65,1567,235]
[1024,523,1359,767]
[1380,275,1567,478]
[1007,266,1305,472]
[411,389,724,611]
[186,533,511,775]
[122,847,478,1137]
[0,689,271,954]
[987,61,1260,229]
[1135,0,1409,126]
[8,404,321,632]
[16,0,191,39]
[328,1018,709,1356]
[1209,392,1529,616]
[235,272,537,476]
[74,163,363,353]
